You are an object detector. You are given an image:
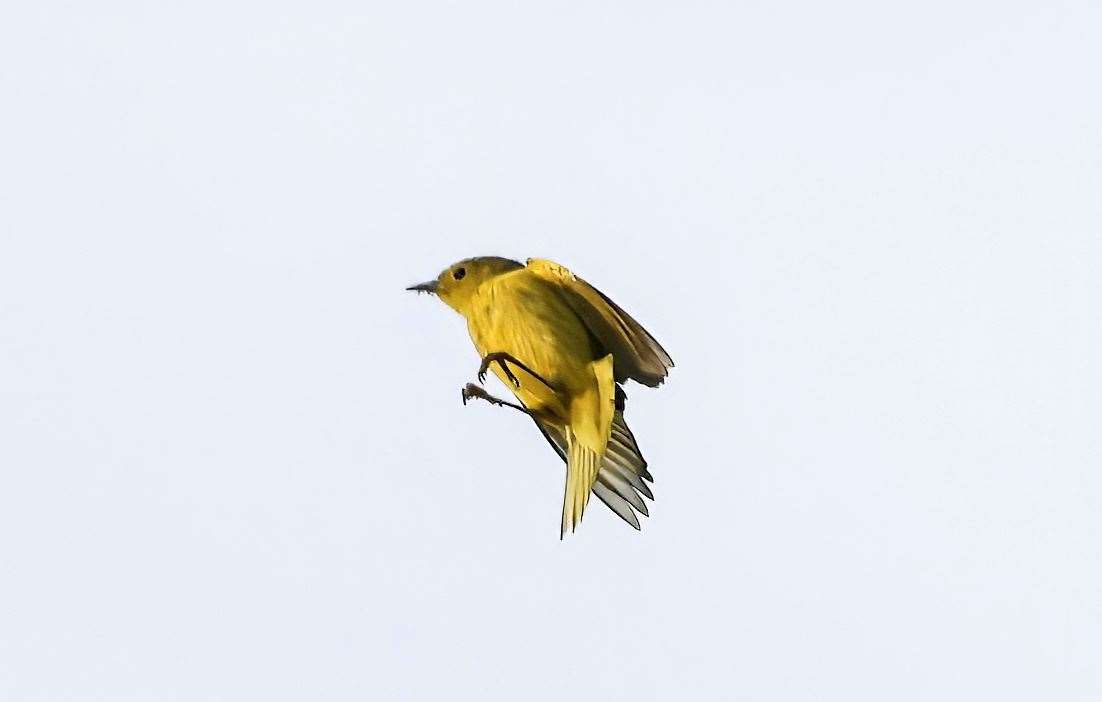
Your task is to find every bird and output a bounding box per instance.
[407,257,673,537]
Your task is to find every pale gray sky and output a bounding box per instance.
[2,1,1100,700]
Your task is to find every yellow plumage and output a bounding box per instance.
[408,257,673,537]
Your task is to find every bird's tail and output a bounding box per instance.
[561,426,600,537]
[590,409,654,530]
[560,354,616,538]
[536,358,653,535]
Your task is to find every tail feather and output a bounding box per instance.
[589,409,653,529]
[604,443,654,500]
[591,481,641,530]
[611,413,654,483]
[597,469,649,516]
[561,429,600,538]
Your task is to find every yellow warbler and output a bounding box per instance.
[407,257,673,537]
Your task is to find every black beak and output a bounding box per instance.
[405,280,438,294]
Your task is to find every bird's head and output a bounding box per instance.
[406,257,523,315]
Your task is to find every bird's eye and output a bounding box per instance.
[453,267,466,280]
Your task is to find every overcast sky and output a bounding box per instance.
[2,1,1100,700]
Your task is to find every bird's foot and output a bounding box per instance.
[476,352,556,391]
[461,383,530,414]
[477,355,519,387]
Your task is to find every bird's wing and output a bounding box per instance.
[525,258,674,387]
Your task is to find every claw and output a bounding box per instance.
[460,383,531,415]
[475,351,557,392]
[498,359,520,387]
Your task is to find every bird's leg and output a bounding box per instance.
[476,352,557,391]
[461,383,532,415]
[477,353,520,387]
